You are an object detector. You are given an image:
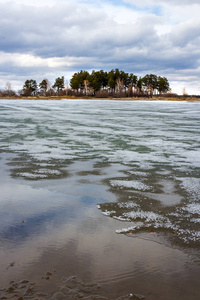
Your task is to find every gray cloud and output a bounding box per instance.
[124,0,200,7]
[169,22,200,48]
[0,0,200,94]
[0,3,160,58]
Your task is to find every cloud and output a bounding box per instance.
[124,0,200,7]
[0,2,160,59]
[0,0,200,94]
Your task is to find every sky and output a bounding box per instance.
[0,0,200,95]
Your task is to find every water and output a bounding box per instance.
[0,99,200,299]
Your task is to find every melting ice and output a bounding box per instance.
[0,99,200,247]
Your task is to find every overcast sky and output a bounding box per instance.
[0,0,200,94]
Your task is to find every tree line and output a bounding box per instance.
[70,70,170,97]
[0,69,171,98]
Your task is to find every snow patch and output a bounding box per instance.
[110,180,150,191]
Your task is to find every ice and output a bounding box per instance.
[191,218,200,223]
[127,171,147,176]
[177,177,200,199]
[118,202,139,209]
[17,172,48,179]
[110,180,150,191]
[123,211,166,222]
[102,210,116,216]
[35,169,62,175]
[116,226,138,234]
[182,203,200,215]
[0,99,200,247]
[113,216,129,221]
[1,99,200,168]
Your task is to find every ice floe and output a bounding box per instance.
[110,180,151,191]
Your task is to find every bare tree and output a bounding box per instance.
[4,82,16,96]
[116,78,124,94]
[182,88,188,96]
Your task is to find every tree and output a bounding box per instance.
[99,70,108,89]
[4,82,16,96]
[53,76,64,94]
[23,79,37,96]
[128,73,137,87]
[83,79,90,95]
[157,76,170,94]
[108,70,116,92]
[5,82,12,93]
[70,71,90,93]
[137,77,143,92]
[182,88,188,96]
[116,78,124,94]
[70,73,80,91]
[120,71,129,88]
[89,70,101,92]
[69,69,171,97]
[142,74,158,94]
[107,69,132,95]
[86,70,108,95]
[39,79,50,96]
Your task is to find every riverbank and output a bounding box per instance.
[0,95,200,101]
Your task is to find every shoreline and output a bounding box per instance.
[0,273,146,300]
[0,95,200,102]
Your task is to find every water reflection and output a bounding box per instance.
[0,100,200,299]
[0,154,200,300]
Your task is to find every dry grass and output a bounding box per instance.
[0,95,200,101]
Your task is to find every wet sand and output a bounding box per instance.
[0,275,146,300]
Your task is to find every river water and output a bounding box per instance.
[0,99,200,299]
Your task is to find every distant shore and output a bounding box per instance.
[0,95,200,101]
